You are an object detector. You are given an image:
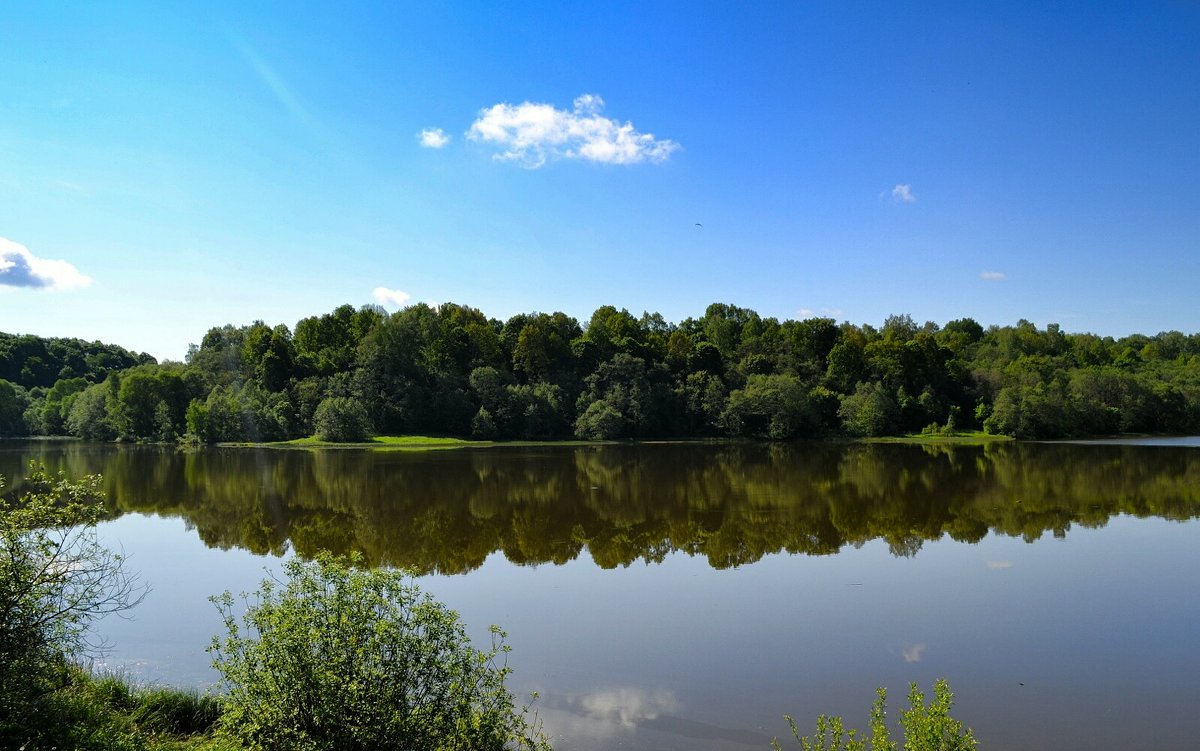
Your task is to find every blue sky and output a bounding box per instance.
[2,1,1197,361]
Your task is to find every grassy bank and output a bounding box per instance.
[860,430,1014,445]
[16,667,231,751]
[251,434,492,449]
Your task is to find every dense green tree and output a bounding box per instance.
[677,371,727,435]
[66,381,116,441]
[839,381,901,437]
[0,333,152,389]
[293,304,384,377]
[27,377,88,435]
[313,397,372,442]
[574,353,678,439]
[0,380,27,436]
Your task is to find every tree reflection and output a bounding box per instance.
[4,441,1199,573]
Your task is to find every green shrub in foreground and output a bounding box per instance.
[773,678,976,751]
[0,468,144,748]
[209,554,549,751]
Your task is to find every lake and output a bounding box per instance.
[2,439,1199,750]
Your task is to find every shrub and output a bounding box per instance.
[0,467,144,748]
[209,554,549,751]
[312,396,372,442]
[773,678,975,751]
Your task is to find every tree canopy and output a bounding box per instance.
[5,303,1199,442]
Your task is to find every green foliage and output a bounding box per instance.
[0,467,144,748]
[574,398,625,439]
[720,374,819,439]
[312,396,372,442]
[839,382,900,437]
[0,331,153,389]
[0,378,28,435]
[68,380,119,440]
[773,679,974,751]
[209,554,549,751]
[4,666,229,751]
[20,302,1200,444]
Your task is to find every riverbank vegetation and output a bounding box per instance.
[1,468,546,750]
[4,302,1199,443]
[773,679,975,751]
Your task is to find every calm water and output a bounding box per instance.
[2,439,1199,750]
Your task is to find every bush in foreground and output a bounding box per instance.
[773,679,975,751]
[209,554,549,751]
[0,467,144,748]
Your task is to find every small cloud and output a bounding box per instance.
[903,643,927,663]
[796,307,842,320]
[468,93,679,168]
[419,128,451,149]
[980,271,1006,281]
[372,286,411,309]
[892,184,916,203]
[0,238,92,291]
[987,560,1013,569]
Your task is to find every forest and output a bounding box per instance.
[2,302,1199,442]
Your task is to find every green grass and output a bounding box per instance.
[264,434,491,449]
[14,668,230,751]
[861,430,1013,444]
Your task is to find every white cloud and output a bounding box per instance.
[987,560,1014,569]
[903,643,927,663]
[892,184,916,203]
[419,128,451,149]
[980,271,1006,281]
[372,286,411,308]
[468,94,679,168]
[0,238,92,291]
[796,307,843,320]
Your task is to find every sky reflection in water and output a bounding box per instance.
[2,440,1199,750]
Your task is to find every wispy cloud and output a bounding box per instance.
[987,560,1014,569]
[468,94,679,168]
[903,643,927,663]
[796,307,843,319]
[372,286,411,308]
[419,128,451,149]
[229,34,328,142]
[0,238,92,291]
[891,184,916,203]
[980,271,1006,281]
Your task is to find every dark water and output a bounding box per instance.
[2,439,1199,750]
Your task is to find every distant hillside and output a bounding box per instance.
[0,332,156,389]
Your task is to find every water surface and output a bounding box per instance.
[2,440,1198,750]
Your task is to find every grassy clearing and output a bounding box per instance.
[259,434,491,449]
[861,430,1013,445]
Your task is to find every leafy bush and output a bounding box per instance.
[209,554,549,751]
[0,467,144,748]
[312,396,372,442]
[773,679,975,751]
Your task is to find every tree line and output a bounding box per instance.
[2,302,1199,441]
